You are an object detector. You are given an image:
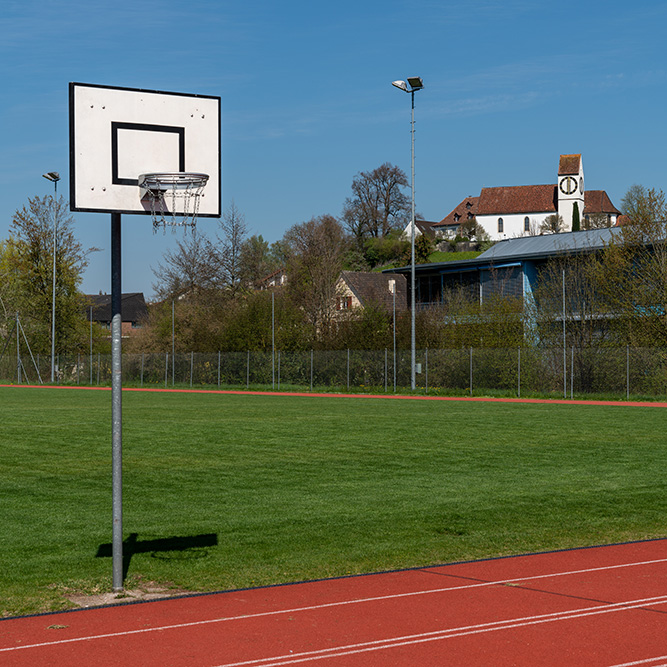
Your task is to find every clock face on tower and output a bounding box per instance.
[560,176,577,195]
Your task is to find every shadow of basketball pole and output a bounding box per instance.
[96,533,219,583]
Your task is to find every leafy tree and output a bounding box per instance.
[415,233,434,264]
[282,215,348,341]
[572,202,580,232]
[239,235,281,289]
[341,163,410,247]
[4,195,91,353]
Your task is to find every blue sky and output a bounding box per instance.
[2,0,666,299]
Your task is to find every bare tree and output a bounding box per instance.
[540,214,564,234]
[342,163,411,246]
[152,228,219,300]
[596,186,667,345]
[217,201,247,294]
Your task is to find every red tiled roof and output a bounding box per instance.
[584,190,621,215]
[435,196,479,227]
[559,154,581,175]
[477,184,558,215]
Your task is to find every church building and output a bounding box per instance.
[434,155,620,241]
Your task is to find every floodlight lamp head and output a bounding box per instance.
[43,172,61,182]
[392,80,408,92]
[407,76,424,91]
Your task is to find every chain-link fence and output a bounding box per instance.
[3,347,667,399]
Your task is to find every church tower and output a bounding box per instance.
[557,154,584,232]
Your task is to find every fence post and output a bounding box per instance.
[247,350,250,389]
[347,349,350,390]
[627,345,630,399]
[277,350,281,389]
[140,353,144,387]
[425,348,428,394]
[77,353,80,385]
[218,351,221,388]
[384,348,387,393]
[469,347,473,396]
[310,349,314,392]
[571,346,574,399]
[190,351,194,388]
[518,347,521,398]
[97,352,101,385]
[165,353,168,388]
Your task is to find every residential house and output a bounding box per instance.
[86,292,149,337]
[336,272,407,314]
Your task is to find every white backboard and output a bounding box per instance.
[69,83,221,217]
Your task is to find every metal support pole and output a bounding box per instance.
[272,292,275,390]
[16,312,21,384]
[562,269,566,399]
[51,193,57,383]
[172,300,175,387]
[410,90,416,391]
[110,212,123,592]
[89,306,93,385]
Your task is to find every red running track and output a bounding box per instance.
[1,539,666,666]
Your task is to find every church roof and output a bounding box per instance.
[584,190,621,215]
[559,154,581,175]
[477,184,558,215]
[435,196,479,227]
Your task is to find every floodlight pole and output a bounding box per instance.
[392,77,423,390]
[42,172,60,383]
[111,213,123,591]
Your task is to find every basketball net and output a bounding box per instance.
[139,173,208,233]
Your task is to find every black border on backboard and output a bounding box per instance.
[111,122,186,187]
[69,82,221,217]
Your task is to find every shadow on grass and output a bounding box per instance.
[96,533,219,582]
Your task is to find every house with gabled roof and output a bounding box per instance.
[85,292,148,337]
[335,271,407,314]
[433,155,620,241]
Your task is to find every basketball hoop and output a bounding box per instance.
[139,172,209,232]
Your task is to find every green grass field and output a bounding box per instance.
[1,386,665,617]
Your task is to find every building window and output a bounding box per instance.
[524,216,530,233]
[336,296,352,311]
[498,218,504,233]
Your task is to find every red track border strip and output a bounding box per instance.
[3,383,667,408]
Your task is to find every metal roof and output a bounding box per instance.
[386,227,622,276]
[477,227,620,262]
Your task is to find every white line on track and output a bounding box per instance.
[1,556,665,655]
[607,658,667,667]
[211,596,667,666]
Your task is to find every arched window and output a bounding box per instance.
[524,216,530,232]
[498,217,504,233]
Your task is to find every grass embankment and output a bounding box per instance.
[1,387,665,617]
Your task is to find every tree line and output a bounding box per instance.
[2,175,666,357]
